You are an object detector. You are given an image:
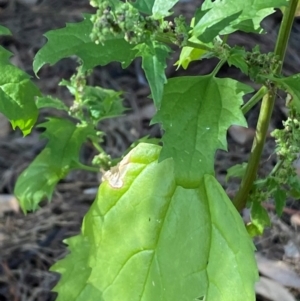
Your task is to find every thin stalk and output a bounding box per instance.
[185,40,214,52]
[76,163,100,172]
[211,59,226,76]
[269,159,284,177]
[233,0,298,211]
[241,86,268,115]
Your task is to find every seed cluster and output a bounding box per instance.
[90,1,189,46]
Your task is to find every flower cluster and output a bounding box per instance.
[90,1,189,46]
[271,111,300,183]
[245,46,280,83]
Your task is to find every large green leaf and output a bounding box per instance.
[193,0,288,41]
[15,118,96,212]
[50,235,95,300]
[52,143,258,301]
[152,75,253,188]
[135,42,171,108]
[33,15,137,75]
[0,47,40,135]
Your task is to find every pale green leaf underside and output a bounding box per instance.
[193,0,288,39]
[152,75,253,188]
[15,118,95,212]
[0,47,40,135]
[33,15,137,75]
[52,143,257,301]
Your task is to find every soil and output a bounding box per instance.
[0,1,299,301]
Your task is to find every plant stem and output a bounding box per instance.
[185,40,214,52]
[241,86,268,115]
[76,163,100,172]
[211,59,226,76]
[269,159,284,177]
[233,0,298,211]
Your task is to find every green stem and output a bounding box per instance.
[233,91,276,211]
[269,159,284,177]
[233,0,298,211]
[76,163,100,173]
[185,40,214,52]
[211,59,226,76]
[241,86,268,115]
[156,31,214,52]
[92,140,105,154]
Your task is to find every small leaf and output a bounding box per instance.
[228,46,249,74]
[15,118,96,212]
[226,163,248,182]
[52,143,258,301]
[288,175,300,198]
[269,74,300,111]
[135,42,171,108]
[0,47,40,135]
[273,189,286,216]
[175,35,211,70]
[36,95,68,111]
[151,0,180,19]
[33,14,137,75]
[250,201,271,235]
[83,86,125,121]
[152,75,253,188]
[0,25,11,36]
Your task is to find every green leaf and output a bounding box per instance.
[269,74,300,111]
[151,0,180,19]
[175,35,211,70]
[250,201,271,235]
[0,25,11,36]
[132,0,155,14]
[33,14,137,75]
[273,189,286,216]
[36,95,68,111]
[226,163,248,182]
[135,42,170,108]
[228,46,249,74]
[197,11,243,43]
[83,86,125,121]
[193,0,288,39]
[152,75,253,188]
[52,143,258,301]
[175,17,214,70]
[288,175,300,198]
[0,47,40,135]
[15,118,96,212]
[50,235,96,300]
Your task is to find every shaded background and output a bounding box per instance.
[0,1,300,300]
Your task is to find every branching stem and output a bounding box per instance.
[241,86,268,115]
[233,0,298,211]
